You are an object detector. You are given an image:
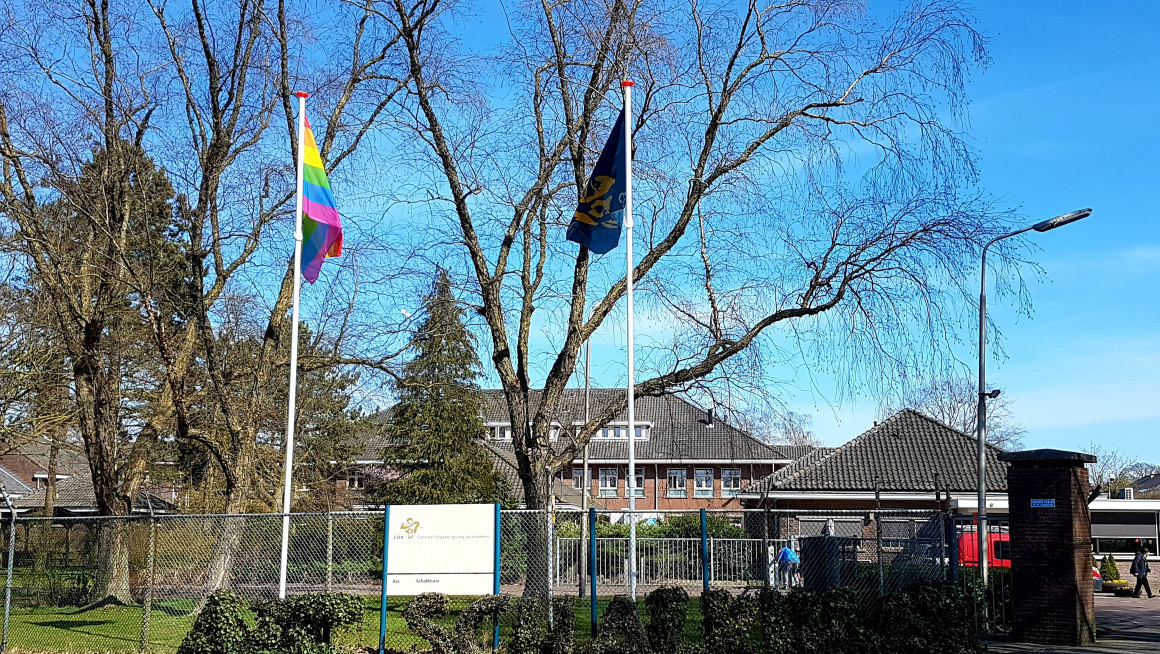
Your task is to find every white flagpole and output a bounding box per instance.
[622,80,637,601]
[278,90,309,600]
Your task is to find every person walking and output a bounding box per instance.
[1131,546,1153,598]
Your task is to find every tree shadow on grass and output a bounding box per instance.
[32,620,114,630]
[30,619,139,645]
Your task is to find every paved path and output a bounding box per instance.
[986,594,1160,653]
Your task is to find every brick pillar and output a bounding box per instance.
[998,449,1097,646]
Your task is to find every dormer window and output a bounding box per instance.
[595,423,650,439]
[486,423,561,440]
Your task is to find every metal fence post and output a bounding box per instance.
[140,499,157,651]
[875,479,883,597]
[0,486,14,653]
[762,508,770,588]
[948,517,959,583]
[326,511,334,592]
[589,507,597,638]
[493,504,501,651]
[699,509,709,593]
[546,505,554,626]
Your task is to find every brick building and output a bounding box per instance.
[480,389,794,510]
[345,389,800,510]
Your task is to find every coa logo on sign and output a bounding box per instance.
[399,518,421,538]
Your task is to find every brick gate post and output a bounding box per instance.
[998,449,1097,646]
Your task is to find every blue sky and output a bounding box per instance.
[563,3,1160,461]
[347,2,1158,463]
[787,2,1160,459]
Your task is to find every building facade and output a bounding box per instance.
[480,389,793,510]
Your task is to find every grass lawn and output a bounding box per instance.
[5,595,706,653]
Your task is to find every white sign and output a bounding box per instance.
[1031,499,1056,508]
[386,504,497,595]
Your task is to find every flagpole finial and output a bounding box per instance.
[621,80,634,87]
[295,91,310,98]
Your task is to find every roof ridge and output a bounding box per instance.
[894,407,1004,453]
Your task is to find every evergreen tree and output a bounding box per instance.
[369,271,507,505]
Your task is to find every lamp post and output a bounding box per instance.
[976,207,1092,584]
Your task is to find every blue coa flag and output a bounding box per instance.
[567,108,626,254]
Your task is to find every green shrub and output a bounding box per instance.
[874,583,984,654]
[251,592,366,653]
[455,594,510,654]
[699,589,756,654]
[177,592,250,654]
[1100,555,1121,581]
[644,586,688,654]
[589,595,646,654]
[402,592,457,654]
[178,591,365,654]
[754,588,792,654]
[506,598,549,654]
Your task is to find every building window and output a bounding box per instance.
[572,467,589,489]
[694,469,714,498]
[1093,538,1158,554]
[721,469,741,497]
[627,469,644,497]
[346,469,364,490]
[667,468,687,498]
[596,425,650,439]
[488,425,511,440]
[599,468,618,497]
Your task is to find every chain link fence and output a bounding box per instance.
[0,508,950,651]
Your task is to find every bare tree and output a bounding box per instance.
[886,376,1025,449]
[728,408,822,449]
[382,0,1024,518]
[1086,443,1155,498]
[0,0,413,598]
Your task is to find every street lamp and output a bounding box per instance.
[976,208,1092,583]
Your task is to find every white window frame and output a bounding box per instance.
[694,468,714,498]
[721,468,741,497]
[599,468,618,497]
[593,423,651,439]
[667,468,687,498]
[627,468,645,498]
[347,469,364,490]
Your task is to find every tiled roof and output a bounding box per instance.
[3,437,88,477]
[0,466,33,496]
[480,441,604,509]
[480,389,783,463]
[773,445,823,461]
[14,474,176,513]
[744,409,1008,495]
[1134,473,1160,493]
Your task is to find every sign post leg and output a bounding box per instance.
[378,505,391,653]
[494,503,501,651]
[589,507,597,637]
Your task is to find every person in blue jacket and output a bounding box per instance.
[777,541,801,588]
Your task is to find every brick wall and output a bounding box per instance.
[1004,453,1096,646]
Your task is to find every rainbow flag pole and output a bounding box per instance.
[278,91,342,599]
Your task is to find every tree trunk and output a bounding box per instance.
[199,446,255,604]
[92,520,133,605]
[519,459,552,601]
[43,436,58,517]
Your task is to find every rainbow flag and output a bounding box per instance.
[299,115,342,283]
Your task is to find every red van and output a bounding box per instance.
[957,531,1011,569]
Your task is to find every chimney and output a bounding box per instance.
[707,408,714,428]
